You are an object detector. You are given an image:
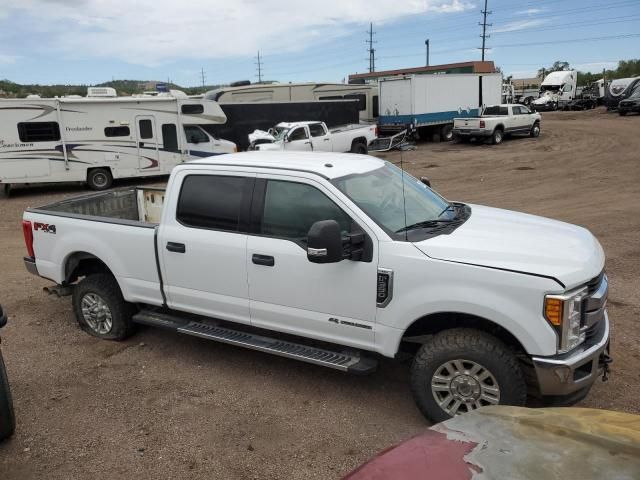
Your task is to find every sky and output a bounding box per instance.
[0,0,639,87]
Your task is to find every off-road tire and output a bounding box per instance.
[410,328,526,423]
[491,128,504,145]
[530,122,541,138]
[350,142,368,154]
[87,168,113,191]
[0,349,15,441]
[72,274,135,340]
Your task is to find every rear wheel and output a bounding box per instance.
[72,274,135,340]
[410,328,526,423]
[87,168,113,191]
[491,128,504,145]
[440,124,454,142]
[0,349,15,441]
[350,142,368,154]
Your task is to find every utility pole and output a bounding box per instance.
[367,23,376,73]
[479,0,492,61]
[200,68,206,89]
[425,39,430,67]
[255,51,263,83]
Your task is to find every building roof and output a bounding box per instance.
[349,61,496,81]
[189,151,385,180]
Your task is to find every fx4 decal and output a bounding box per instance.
[34,222,56,234]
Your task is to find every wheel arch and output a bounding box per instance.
[64,251,115,285]
[400,311,527,356]
[350,136,368,147]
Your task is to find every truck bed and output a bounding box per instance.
[30,187,165,225]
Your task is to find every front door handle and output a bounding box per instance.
[166,242,186,253]
[252,254,275,266]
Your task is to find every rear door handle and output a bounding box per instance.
[252,254,275,266]
[166,242,186,253]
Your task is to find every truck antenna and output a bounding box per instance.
[399,152,409,242]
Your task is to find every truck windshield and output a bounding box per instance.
[271,126,289,141]
[332,162,454,238]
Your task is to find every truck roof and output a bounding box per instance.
[188,151,385,180]
[276,121,323,128]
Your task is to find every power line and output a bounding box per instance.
[255,51,263,83]
[367,22,377,73]
[479,0,492,61]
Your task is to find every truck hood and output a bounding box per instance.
[414,204,604,288]
[532,91,558,104]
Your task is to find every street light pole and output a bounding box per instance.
[425,39,430,67]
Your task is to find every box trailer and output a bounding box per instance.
[377,73,502,141]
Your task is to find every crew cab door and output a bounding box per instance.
[284,126,312,151]
[309,123,332,151]
[246,175,378,349]
[158,170,255,324]
[136,116,160,171]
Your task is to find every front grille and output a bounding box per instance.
[586,270,605,295]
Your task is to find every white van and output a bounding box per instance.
[0,88,236,193]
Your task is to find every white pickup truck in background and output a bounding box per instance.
[453,104,541,145]
[247,121,377,154]
[22,152,610,422]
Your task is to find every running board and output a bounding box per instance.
[133,310,377,375]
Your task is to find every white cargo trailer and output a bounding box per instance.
[377,73,502,141]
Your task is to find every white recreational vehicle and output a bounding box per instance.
[206,82,379,123]
[0,88,236,193]
[531,71,578,111]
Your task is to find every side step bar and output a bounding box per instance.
[133,310,378,375]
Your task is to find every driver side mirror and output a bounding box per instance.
[307,220,343,264]
[420,176,431,188]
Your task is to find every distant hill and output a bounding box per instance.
[0,79,225,98]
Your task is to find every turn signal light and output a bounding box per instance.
[544,298,563,326]
[479,120,485,128]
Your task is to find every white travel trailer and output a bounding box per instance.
[531,70,578,111]
[0,88,236,193]
[206,82,379,123]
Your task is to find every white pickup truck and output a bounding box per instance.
[22,152,610,422]
[453,104,541,145]
[248,121,377,154]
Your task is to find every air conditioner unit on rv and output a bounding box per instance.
[87,87,117,98]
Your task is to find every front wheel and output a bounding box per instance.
[410,328,526,423]
[530,122,541,138]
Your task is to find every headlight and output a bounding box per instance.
[544,287,588,354]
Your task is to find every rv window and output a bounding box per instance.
[344,93,366,111]
[181,104,205,115]
[17,122,61,142]
[373,95,379,117]
[139,119,153,139]
[184,126,209,144]
[104,126,130,137]
[177,175,250,232]
[162,124,179,153]
[308,123,326,137]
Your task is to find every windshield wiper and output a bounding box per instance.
[395,219,453,233]
[437,203,456,218]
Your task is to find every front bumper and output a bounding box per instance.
[532,311,610,397]
[24,256,38,276]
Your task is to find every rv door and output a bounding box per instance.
[136,116,160,171]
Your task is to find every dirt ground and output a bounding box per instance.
[0,108,639,479]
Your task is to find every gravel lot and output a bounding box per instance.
[1,108,639,479]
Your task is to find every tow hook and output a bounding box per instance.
[600,351,613,382]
